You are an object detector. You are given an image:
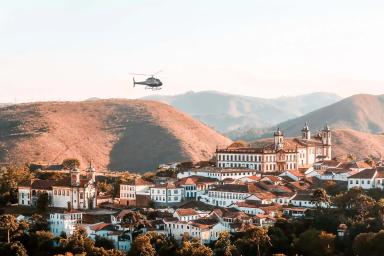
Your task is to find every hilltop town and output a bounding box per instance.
[2,123,384,255]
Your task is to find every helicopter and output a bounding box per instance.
[131,71,163,90]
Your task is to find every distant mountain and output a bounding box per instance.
[143,91,341,132]
[229,93,384,146]
[0,99,231,172]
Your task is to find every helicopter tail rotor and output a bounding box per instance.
[133,77,136,87]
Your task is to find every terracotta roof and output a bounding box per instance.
[287,181,311,191]
[31,179,56,190]
[261,175,281,183]
[250,191,276,200]
[153,183,178,189]
[348,169,376,179]
[286,170,304,178]
[235,201,281,212]
[90,222,112,231]
[340,161,372,170]
[211,183,261,194]
[176,176,218,186]
[175,208,199,216]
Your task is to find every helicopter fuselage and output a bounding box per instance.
[134,77,162,88]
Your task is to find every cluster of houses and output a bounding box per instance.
[12,124,384,252]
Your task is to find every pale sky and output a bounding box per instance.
[1,0,384,103]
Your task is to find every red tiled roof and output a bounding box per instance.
[175,208,198,216]
[348,169,376,179]
[90,222,111,231]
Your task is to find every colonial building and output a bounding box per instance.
[119,177,154,205]
[49,209,83,237]
[216,124,332,172]
[177,167,259,181]
[18,165,97,210]
[347,167,384,190]
[149,183,184,204]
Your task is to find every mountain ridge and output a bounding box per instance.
[0,99,231,172]
[143,91,342,132]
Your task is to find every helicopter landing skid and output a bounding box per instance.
[145,86,162,91]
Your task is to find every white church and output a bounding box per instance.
[216,124,332,172]
[18,164,97,210]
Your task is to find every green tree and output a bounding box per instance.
[146,232,177,256]
[0,166,32,205]
[60,227,95,255]
[311,188,331,210]
[30,214,49,232]
[235,227,271,256]
[32,230,55,255]
[95,236,115,250]
[267,226,290,255]
[294,229,336,256]
[62,159,81,170]
[214,231,236,256]
[129,234,156,256]
[7,241,28,256]
[177,239,213,256]
[0,214,19,243]
[37,192,51,212]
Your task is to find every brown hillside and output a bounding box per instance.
[275,94,384,136]
[0,100,231,172]
[332,128,384,159]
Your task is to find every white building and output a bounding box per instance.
[347,168,383,190]
[18,166,97,210]
[86,223,132,252]
[177,167,260,181]
[230,200,280,217]
[201,184,257,207]
[216,124,332,172]
[49,210,83,237]
[173,208,200,222]
[176,176,219,199]
[150,183,184,204]
[163,218,229,244]
[120,178,154,205]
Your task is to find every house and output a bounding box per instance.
[316,168,357,182]
[150,183,184,204]
[201,183,261,207]
[86,222,132,252]
[163,217,229,244]
[209,208,253,229]
[120,178,154,206]
[347,168,377,190]
[283,207,308,218]
[177,167,260,181]
[173,208,200,222]
[49,209,83,237]
[230,200,281,217]
[290,192,329,208]
[18,166,97,210]
[176,176,219,199]
[279,170,304,181]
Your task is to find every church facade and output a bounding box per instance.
[18,165,97,210]
[216,124,332,172]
